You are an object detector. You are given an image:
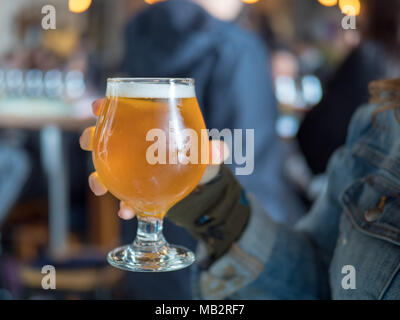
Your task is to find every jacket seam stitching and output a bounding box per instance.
[378,258,400,300]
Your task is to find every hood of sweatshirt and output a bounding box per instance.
[122,0,228,76]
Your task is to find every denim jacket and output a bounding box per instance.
[193,97,400,300]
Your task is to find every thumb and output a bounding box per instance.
[199,140,229,185]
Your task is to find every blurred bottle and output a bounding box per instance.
[44,69,63,98]
[25,69,44,98]
[65,70,85,99]
[0,69,5,97]
[6,69,24,97]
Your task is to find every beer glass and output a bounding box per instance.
[93,78,207,272]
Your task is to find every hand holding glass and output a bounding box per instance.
[90,78,207,272]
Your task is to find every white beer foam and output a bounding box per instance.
[106,81,195,99]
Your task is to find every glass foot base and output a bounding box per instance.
[107,244,195,272]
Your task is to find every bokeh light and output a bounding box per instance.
[241,0,260,4]
[338,0,361,16]
[317,0,338,7]
[144,0,164,4]
[68,0,92,13]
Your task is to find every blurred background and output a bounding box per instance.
[0,0,393,299]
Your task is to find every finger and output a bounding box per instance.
[199,141,230,185]
[209,140,230,165]
[117,201,136,220]
[92,98,106,117]
[79,126,96,151]
[88,172,108,196]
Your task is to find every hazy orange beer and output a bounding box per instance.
[92,78,207,272]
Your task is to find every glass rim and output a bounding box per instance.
[107,78,195,86]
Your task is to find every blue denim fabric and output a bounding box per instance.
[195,99,400,300]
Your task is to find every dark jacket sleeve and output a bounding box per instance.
[204,33,297,223]
[297,46,385,174]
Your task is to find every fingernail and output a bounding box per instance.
[92,99,104,116]
[80,127,94,151]
[211,143,222,164]
[88,173,107,196]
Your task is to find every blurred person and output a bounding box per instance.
[0,143,30,227]
[83,78,400,299]
[90,0,303,299]
[297,0,400,174]
[121,0,302,223]
[271,49,299,81]
[0,143,29,299]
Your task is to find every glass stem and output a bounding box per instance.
[132,217,167,251]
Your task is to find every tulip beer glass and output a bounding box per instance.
[92,78,207,272]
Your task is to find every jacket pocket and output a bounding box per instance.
[330,173,400,299]
[340,173,400,245]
